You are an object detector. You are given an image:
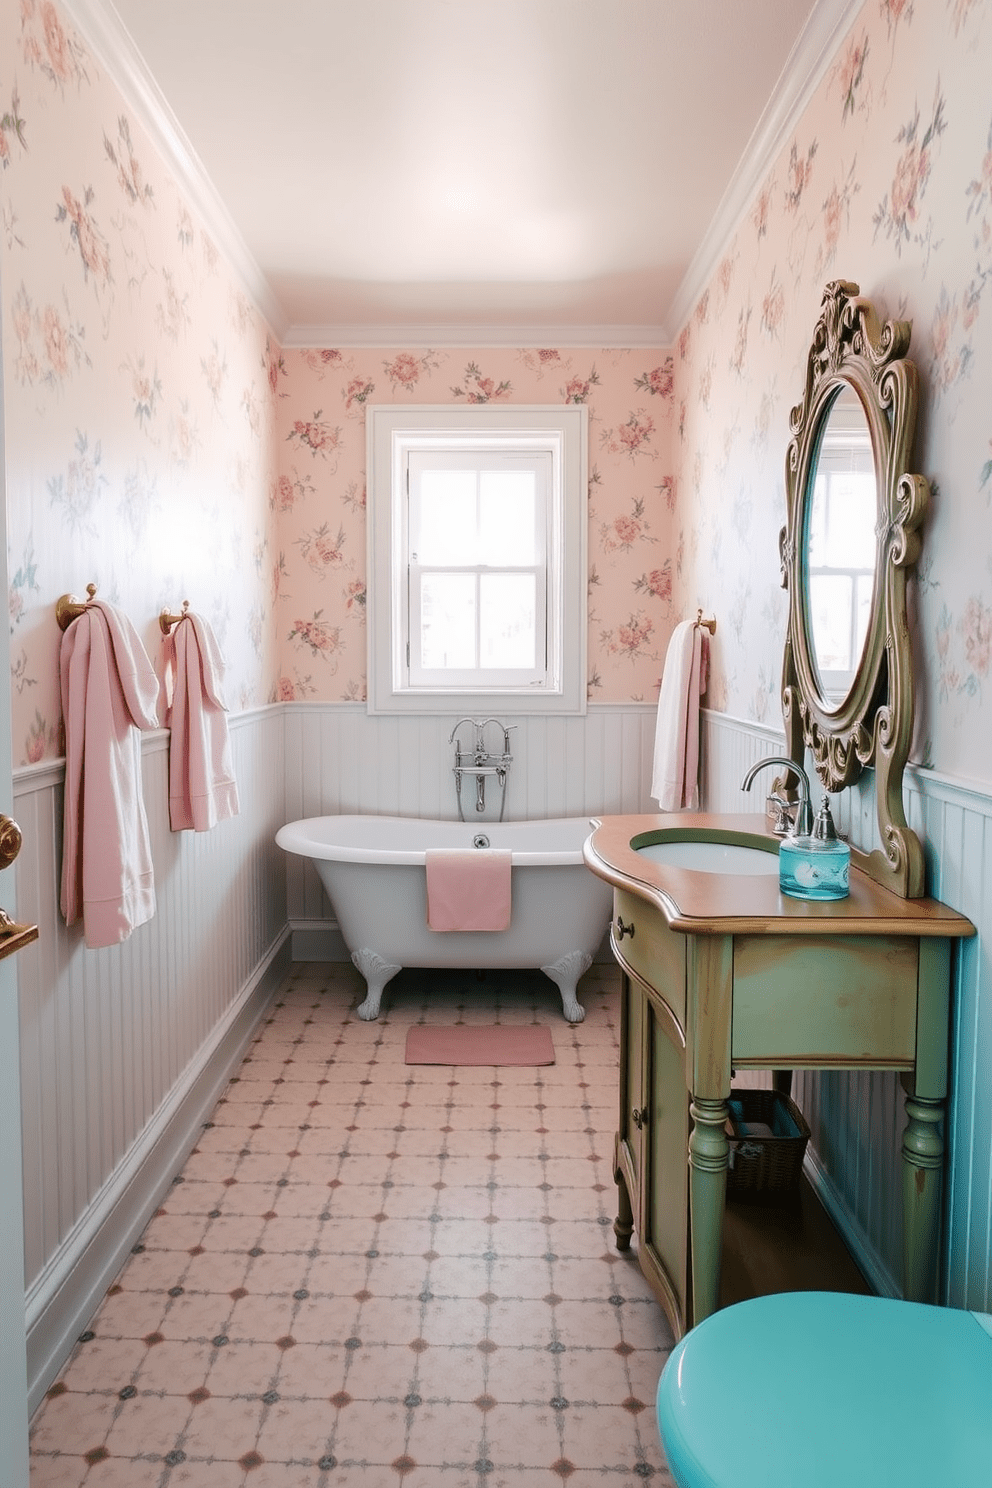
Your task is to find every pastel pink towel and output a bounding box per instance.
[162,613,239,832]
[651,620,710,811]
[426,849,512,931]
[60,600,161,949]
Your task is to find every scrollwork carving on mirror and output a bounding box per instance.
[781,279,928,898]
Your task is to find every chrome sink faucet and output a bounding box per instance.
[740,755,813,837]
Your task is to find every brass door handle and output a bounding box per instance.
[615,915,635,940]
[0,813,38,948]
[0,815,22,871]
[631,1106,648,1129]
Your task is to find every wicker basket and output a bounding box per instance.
[725,1088,810,1198]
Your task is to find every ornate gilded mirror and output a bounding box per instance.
[780,280,928,897]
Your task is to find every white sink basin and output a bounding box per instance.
[635,839,779,875]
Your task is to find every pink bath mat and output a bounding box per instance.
[405,1024,555,1066]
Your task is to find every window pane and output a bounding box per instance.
[854,572,873,665]
[421,574,476,668]
[479,471,537,564]
[809,574,853,672]
[824,471,875,567]
[480,574,536,669]
[418,470,478,564]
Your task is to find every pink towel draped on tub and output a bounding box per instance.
[60,600,161,949]
[426,849,512,931]
[162,612,239,832]
[651,619,710,811]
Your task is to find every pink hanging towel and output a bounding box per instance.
[426,849,512,931]
[60,601,161,949]
[162,612,240,832]
[650,620,710,811]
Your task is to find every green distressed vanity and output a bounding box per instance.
[586,281,980,1339]
[583,813,974,1339]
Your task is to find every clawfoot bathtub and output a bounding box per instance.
[275,815,613,1022]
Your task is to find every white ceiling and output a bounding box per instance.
[80,0,857,344]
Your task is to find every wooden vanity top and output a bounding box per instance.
[584,813,975,938]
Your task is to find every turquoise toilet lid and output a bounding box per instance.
[657,1292,992,1488]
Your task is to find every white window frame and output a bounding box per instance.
[367,404,587,715]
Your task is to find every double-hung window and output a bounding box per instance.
[367,405,587,714]
[804,390,876,700]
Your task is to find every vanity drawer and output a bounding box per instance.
[731,933,919,1066]
[613,890,687,1029]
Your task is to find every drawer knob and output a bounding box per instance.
[615,914,635,940]
[631,1106,648,1129]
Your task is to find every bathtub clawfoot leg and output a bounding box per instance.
[351,948,402,1020]
[541,950,593,1024]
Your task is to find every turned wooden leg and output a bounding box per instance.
[688,1095,729,1325]
[902,1091,944,1304]
[613,1133,633,1252]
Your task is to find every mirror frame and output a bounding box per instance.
[780,280,928,898]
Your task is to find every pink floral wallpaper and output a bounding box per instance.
[673,0,992,784]
[272,348,677,704]
[1,0,279,766]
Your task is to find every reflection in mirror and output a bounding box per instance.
[804,384,876,705]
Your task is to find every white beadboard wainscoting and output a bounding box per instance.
[281,702,660,953]
[13,707,289,1410]
[701,707,992,1312]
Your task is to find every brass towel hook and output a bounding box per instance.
[55,583,98,632]
[695,609,717,635]
[159,600,191,635]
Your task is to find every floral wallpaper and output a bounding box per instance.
[272,349,677,704]
[674,0,992,785]
[1,0,279,765]
[1,5,679,760]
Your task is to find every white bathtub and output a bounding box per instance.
[275,814,613,1022]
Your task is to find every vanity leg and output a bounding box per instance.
[901,1090,944,1304]
[614,1136,634,1253]
[688,1095,730,1325]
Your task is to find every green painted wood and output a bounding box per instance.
[689,1096,731,1324]
[732,934,918,1066]
[902,1092,945,1304]
[615,887,687,1029]
[913,937,951,1098]
[608,878,959,1328]
[685,934,733,1097]
[686,935,734,1326]
[646,1010,690,1331]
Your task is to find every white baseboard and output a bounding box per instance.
[289,922,350,961]
[802,1145,898,1299]
[25,930,292,1413]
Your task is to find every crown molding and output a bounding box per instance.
[280,322,672,350]
[60,0,288,342]
[60,0,859,354]
[664,0,863,339]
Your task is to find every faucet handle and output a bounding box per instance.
[767,794,797,836]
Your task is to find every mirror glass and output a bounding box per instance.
[803,384,876,706]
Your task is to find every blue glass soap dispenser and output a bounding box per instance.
[778,795,851,900]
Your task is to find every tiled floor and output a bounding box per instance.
[30,961,676,1486]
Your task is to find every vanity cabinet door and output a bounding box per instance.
[642,987,691,1336]
[614,971,690,1337]
[615,969,648,1242]
[612,896,692,1337]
